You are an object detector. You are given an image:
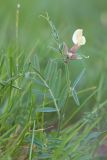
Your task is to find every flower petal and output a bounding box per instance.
[80,36,86,45]
[69,44,80,53]
[72,29,86,46]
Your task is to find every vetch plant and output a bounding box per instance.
[0,7,105,159]
[40,13,88,105]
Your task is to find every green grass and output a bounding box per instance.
[0,0,107,159]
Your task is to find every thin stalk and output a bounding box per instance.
[29,120,35,160]
[65,63,71,95]
[16,0,20,46]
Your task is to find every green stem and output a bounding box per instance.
[29,120,35,160]
[65,63,71,95]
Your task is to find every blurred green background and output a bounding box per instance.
[0,0,107,107]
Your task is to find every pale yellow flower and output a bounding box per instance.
[72,29,86,46]
[63,29,87,61]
